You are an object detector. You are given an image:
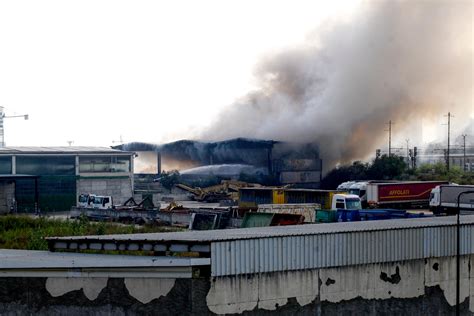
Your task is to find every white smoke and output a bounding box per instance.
[201,0,473,170]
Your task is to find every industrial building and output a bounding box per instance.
[0,147,135,213]
[418,146,474,171]
[117,138,323,188]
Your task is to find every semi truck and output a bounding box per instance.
[366,181,449,208]
[429,185,474,215]
[347,180,399,207]
[337,180,403,207]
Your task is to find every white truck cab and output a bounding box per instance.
[429,186,440,209]
[92,196,113,209]
[331,194,362,210]
[78,194,96,208]
[348,182,368,199]
[337,181,357,191]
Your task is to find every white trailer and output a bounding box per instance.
[429,185,474,215]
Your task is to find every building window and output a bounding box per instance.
[0,156,12,174]
[79,156,130,173]
[16,156,75,175]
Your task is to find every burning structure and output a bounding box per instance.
[121,1,470,180]
[116,138,322,188]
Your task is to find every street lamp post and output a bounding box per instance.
[456,190,474,315]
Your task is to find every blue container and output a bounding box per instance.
[359,210,390,221]
[406,212,434,218]
[337,209,360,222]
[385,209,407,219]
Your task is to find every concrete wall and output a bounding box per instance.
[207,255,472,315]
[77,177,133,205]
[2,255,474,315]
[0,181,14,214]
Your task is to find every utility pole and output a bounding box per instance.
[413,146,417,169]
[386,120,393,157]
[0,106,29,147]
[462,134,467,171]
[445,112,452,171]
[405,139,410,166]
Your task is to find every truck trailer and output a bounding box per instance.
[347,180,398,207]
[366,181,449,208]
[429,185,474,215]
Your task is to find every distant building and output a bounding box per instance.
[419,150,474,172]
[0,147,134,213]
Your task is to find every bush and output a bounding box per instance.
[0,215,181,251]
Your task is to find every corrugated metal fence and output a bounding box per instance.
[211,224,474,276]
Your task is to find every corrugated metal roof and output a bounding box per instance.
[47,215,469,243]
[0,146,133,155]
[210,221,474,276]
[0,249,209,278]
[0,249,209,269]
[45,216,474,277]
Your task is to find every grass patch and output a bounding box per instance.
[0,215,181,251]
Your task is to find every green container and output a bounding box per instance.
[241,212,274,228]
[316,210,338,223]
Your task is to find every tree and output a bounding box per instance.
[322,156,408,189]
[415,162,468,183]
[367,155,407,180]
[321,161,369,189]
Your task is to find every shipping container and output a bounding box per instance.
[241,212,304,228]
[279,171,321,184]
[359,210,390,221]
[316,209,338,223]
[336,209,360,222]
[241,212,274,228]
[239,187,342,209]
[238,188,273,209]
[257,203,321,223]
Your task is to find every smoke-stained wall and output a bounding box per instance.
[118,139,322,187]
[119,139,277,172]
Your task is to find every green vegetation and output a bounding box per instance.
[0,215,180,251]
[414,162,474,184]
[322,155,473,189]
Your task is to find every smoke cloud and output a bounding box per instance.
[201,1,473,170]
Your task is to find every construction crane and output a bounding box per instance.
[0,106,29,147]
